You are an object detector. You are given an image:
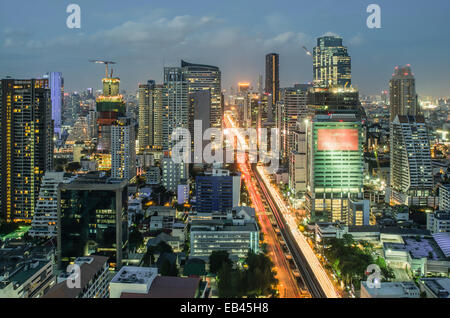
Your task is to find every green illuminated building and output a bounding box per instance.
[306,113,364,224]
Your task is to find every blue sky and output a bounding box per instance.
[1,0,449,96]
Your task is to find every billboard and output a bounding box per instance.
[317,129,358,151]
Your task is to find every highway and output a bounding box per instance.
[224,111,340,298]
[224,113,304,298]
[255,165,340,298]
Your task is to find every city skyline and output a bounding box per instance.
[1,0,450,97]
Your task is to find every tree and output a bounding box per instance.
[160,258,178,276]
[66,161,81,172]
[209,250,233,274]
[129,228,144,251]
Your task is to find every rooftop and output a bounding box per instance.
[120,276,201,298]
[432,232,450,258]
[361,281,419,298]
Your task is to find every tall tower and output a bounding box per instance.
[390,115,433,206]
[96,76,126,169]
[0,79,53,223]
[138,80,155,151]
[162,67,188,152]
[112,117,136,181]
[265,53,280,104]
[181,60,222,128]
[44,72,64,138]
[313,36,351,88]
[389,65,418,122]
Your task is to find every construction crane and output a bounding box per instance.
[302,46,312,57]
[89,60,116,78]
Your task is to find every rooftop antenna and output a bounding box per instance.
[89,60,116,78]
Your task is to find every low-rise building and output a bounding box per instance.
[110,266,208,298]
[427,211,450,234]
[0,245,55,298]
[419,278,450,298]
[360,281,420,298]
[190,207,259,262]
[43,256,110,298]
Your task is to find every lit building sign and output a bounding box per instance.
[317,128,358,151]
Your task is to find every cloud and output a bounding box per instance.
[349,33,364,46]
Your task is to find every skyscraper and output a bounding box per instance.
[181,60,222,128]
[111,117,136,181]
[313,35,351,88]
[389,65,418,121]
[389,115,433,206]
[96,77,126,169]
[138,80,163,152]
[305,114,364,224]
[265,53,280,103]
[44,72,64,138]
[138,80,154,152]
[0,79,54,223]
[162,67,189,152]
[279,84,310,162]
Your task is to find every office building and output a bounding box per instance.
[265,53,280,103]
[190,206,259,262]
[162,67,188,151]
[57,172,128,270]
[279,84,310,162]
[189,90,211,163]
[96,77,126,169]
[313,35,351,88]
[111,117,136,181]
[389,65,418,121]
[146,166,161,185]
[29,172,75,238]
[0,78,53,223]
[439,184,450,212]
[305,113,364,224]
[427,211,450,234]
[195,168,241,213]
[161,155,188,193]
[390,115,433,206]
[181,60,222,128]
[43,72,64,138]
[44,256,110,298]
[138,80,163,152]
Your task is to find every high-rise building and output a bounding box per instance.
[96,77,126,169]
[313,36,351,88]
[57,172,128,269]
[29,172,75,238]
[279,84,310,162]
[305,114,364,224]
[162,67,188,152]
[181,60,222,129]
[0,79,53,223]
[389,115,433,206]
[195,168,241,213]
[43,72,64,138]
[389,65,418,121]
[111,117,136,181]
[265,53,280,103]
[189,90,211,163]
[138,80,163,152]
[161,155,188,193]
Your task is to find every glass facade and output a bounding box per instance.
[58,181,128,270]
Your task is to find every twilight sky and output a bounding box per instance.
[1,0,449,97]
